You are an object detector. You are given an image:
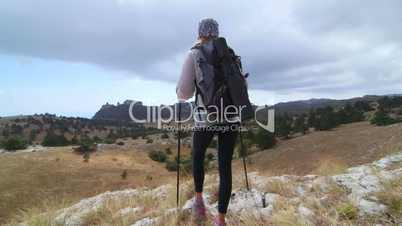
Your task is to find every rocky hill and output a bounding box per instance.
[92,95,393,122]
[0,114,161,148]
[14,151,402,226]
[92,100,193,122]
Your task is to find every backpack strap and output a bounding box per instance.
[194,80,203,122]
[190,46,205,122]
[191,43,208,104]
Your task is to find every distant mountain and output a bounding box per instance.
[273,95,384,115]
[92,100,192,122]
[92,94,397,122]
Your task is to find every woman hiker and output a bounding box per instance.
[176,18,245,226]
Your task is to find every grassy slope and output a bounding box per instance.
[0,145,177,224]
[2,121,402,224]
[242,121,402,176]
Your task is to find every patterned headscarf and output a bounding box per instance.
[198,18,219,38]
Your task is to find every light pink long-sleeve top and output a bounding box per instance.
[176,50,196,101]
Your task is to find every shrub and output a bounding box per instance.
[2,136,28,151]
[293,115,307,134]
[161,133,169,139]
[146,138,153,144]
[178,156,192,173]
[92,136,102,143]
[165,156,192,173]
[165,147,172,155]
[104,138,115,144]
[83,152,90,163]
[254,128,276,150]
[70,136,79,145]
[116,141,125,146]
[315,106,338,130]
[336,202,358,220]
[165,159,178,171]
[73,139,97,154]
[370,108,398,126]
[121,170,128,180]
[148,150,167,162]
[28,129,39,144]
[275,114,292,138]
[375,176,402,217]
[42,132,70,147]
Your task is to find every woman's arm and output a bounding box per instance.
[176,51,196,101]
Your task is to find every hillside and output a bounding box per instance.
[8,151,402,225]
[0,114,161,148]
[92,94,389,122]
[244,121,402,176]
[2,121,402,225]
[272,95,379,115]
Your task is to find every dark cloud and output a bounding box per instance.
[1,0,401,97]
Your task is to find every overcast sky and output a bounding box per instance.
[1,0,401,117]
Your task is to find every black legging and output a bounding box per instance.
[192,126,238,214]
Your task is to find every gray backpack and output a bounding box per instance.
[192,37,253,121]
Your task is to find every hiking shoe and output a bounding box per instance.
[212,216,226,226]
[192,198,207,222]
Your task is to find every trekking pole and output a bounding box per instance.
[176,102,182,207]
[239,125,250,191]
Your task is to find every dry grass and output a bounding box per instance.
[79,193,159,226]
[4,198,71,226]
[0,147,176,224]
[262,179,296,198]
[247,121,402,176]
[312,157,348,176]
[375,175,402,220]
[270,206,308,226]
[336,202,359,221]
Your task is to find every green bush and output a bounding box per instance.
[165,155,193,173]
[42,132,70,147]
[146,138,153,144]
[336,202,358,220]
[2,137,28,151]
[165,159,178,171]
[116,141,125,146]
[73,138,96,154]
[70,136,79,145]
[148,150,167,162]
[371,108,398,126]
[275,114,292,138]
[104,138,116,144]
[177,155,192,173]
[315,106,338,131]
[83,152,90,162]
[121,170,128,180]
[165,147,172,155]
[161,133,169,139]
[254,128,276,150]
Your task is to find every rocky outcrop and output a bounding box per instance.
[26,151,402,226]
[92,100,193,122]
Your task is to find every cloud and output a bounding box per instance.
[1,0,402,98]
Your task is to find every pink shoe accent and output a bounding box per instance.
[192,198,206,221]
[213,216,226,226]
